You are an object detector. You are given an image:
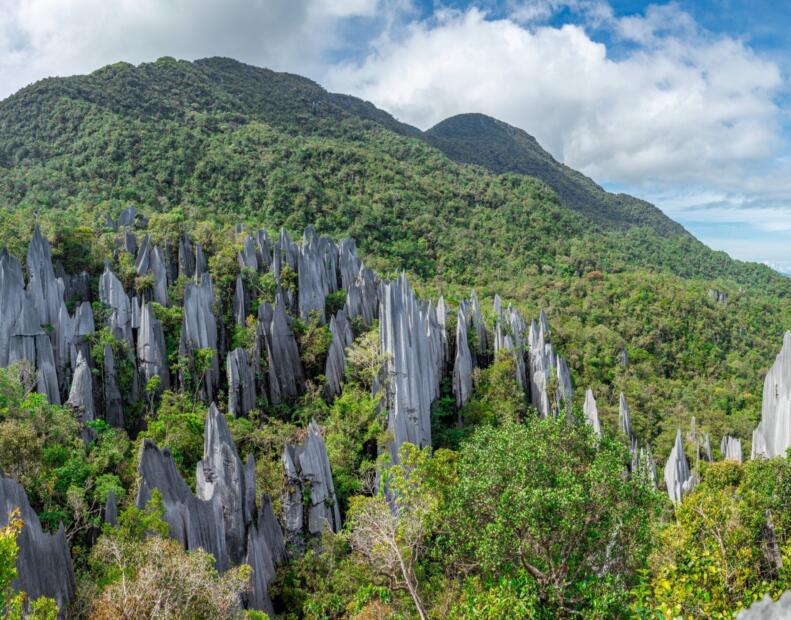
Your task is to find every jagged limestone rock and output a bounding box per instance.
[282,420,341,546]
[177,234,195,278]
[135,234,151,275]
[0,476,75,614]
[555,356,573,415]
[297,227,336,322]
[104,490,118,526]
[702,432,713,462]
[137,302,170,391]
[195,243,208,276]
[138,404,284,614]
[324,309,353,401]
[345,265,379,326]
[664,428,695,504]
[379,274,442,459]
[256,230,272,270]
[122,230,138,256]
[583,388,601,436]
[721,435,743,463]
[181,274,219,399]
[26,225,62,329]
[234,273,249,327]
[227,348,257,417]
[619,392,634,442]
[737,591,791,619]
[263,293,305,403]
[752,332,791,458]
[117,206,136,227]
[0,250,25,367]
[149,245,169,306]
[67,350,95,424]
[528,317,554,418]
[469,290,488,362]
[436,296,449,370]
[238,234,259,272]
[103,344,124,428]
[453,304,473,409]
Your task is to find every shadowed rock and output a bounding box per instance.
[324,309,353,401]
[282,420,341,547]
[227,347,257,417]
[117,207,136,227]
[238,235,259,272]
[26,225,62,329]
[0,250,25,367]
[149,245,169,306]
[737,591,791,619]
[453,303,473,409]
[234,273,249,326]
[137,302,170,390]
[528,317,554,418]
[664,429,695,504]
[256,230,272,270]
[262,293,305,403]
[177,234,195,278]
[469,290,488,363]
[345,265,379,326]
[104,490,118,526]
[752,332,791,458]
[181,274,219,399]
[103,344,124,428]
[0,476,75,615]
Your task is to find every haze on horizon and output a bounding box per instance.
[1,0,789,271]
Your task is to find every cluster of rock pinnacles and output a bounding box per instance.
[0,208,788,616]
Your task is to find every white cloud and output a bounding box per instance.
[327,5,783,189]
[0,0,379,98]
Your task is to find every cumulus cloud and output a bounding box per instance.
[327,5,782,188]
[0,0,379,98]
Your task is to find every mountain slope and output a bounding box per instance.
[426,113,684,235]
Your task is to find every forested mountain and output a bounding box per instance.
[0,57,789,619]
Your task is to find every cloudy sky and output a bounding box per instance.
[2,0,789,270]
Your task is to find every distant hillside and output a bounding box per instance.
[426,113,684,235]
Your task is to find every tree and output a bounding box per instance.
[445,417,661,618]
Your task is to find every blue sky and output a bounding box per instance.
[1,0,790,271]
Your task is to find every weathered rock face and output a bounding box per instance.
[527,313,571,418]
[261,293,305,404]
[0,250,26,367]
[181,274,219,399]
[104,490,119,526]
[379,274,444,460]
[721,436,743,463]
[282,420,341,547]
[137,301,170,390]
[492,296,528,394]
[234,273,250,326]
[297,227,339,322]
[67,350,95,424]
[583,388,601,436]
[138,403,284,614]
[227,347,257,417]
[469,290,488,363]
[737,591,791,619]
[752,332,791,458]
[453,304,473,409]
[664,428,695,504]
[0,476,75,615]
[103,344,124,428]
[619,392,634,443]
[324,309,353,401]
[26,225,62,329]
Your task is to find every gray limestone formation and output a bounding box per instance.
[297,227,339,322]
[708,288,728,305]
[528,316,554,418]
[0,250,25,368]
[238,234,259,272]
[227,347,257,417]
[555,356,573,416]
[469,290,488,362]
[282,420,342,545]
[492,297,528,393]
[256,230,273,270]
[721,435,743,463]
[664,428,695,504]
[117,206,137,227]
[137,301,170,391]
[324,309,353,400]
[195,243,208,276]
[345,265,379,327]
[104,490,119,526]
[99,265,132,328]
[26,225,62,329]
[122,230,138,256]
[234,273,250,326]
[67,350,95,424]
[177,234,195,279]
[736,591,791,619]
[453,304,473,409]
[752,332,791,458]
[261,293,305,403]
[180,274,219,399]
[137,403,284,614]
[583,388,601,436]
[619,392,634,442]
[103,344,124,428]
[702,432,713,462]
[379,274,443,459]
[0,476,75,616]
[149,245,169,306]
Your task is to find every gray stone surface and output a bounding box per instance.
[453,303,473,409]
[721,435,743,463]
[583,388,601,436]
[0,476,75,615]
[181,274,219,399]
[0,249,26,367]
[227,347,257,417]
[238,234,259,272]
[137,301,170,391]
[104,490,118,526]
[234,273,249,326]
[103,344,124,428]
[262,293,305,403]
[282,420,341,545]
[528,317,554,418]
[736,591,791,619]
[752,332,791,458]
[26,225,62,329]
[324,309,353,400]
[664,428,695,504]
[67,350,95,423]
[379,274,443,459]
